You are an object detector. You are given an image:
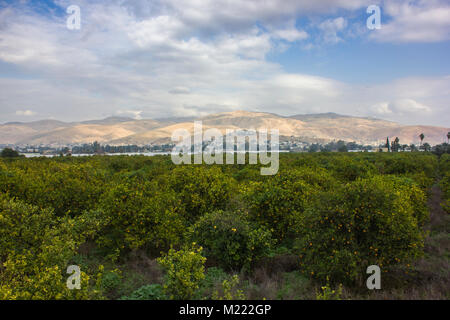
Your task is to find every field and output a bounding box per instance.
[0,152,449,300]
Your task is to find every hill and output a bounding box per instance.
[2,111,448,146]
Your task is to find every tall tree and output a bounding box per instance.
[447,132,450,144]
[392,137,400,152]
[419,133,425,147]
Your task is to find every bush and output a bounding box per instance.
[0,160,105,216]
[157,245,206,300]
[241,169,316,242]
[99,269,122,297]
[212,275,245,300]
[0,197,101,299]
[167,166,236,222]
[297,175,426,284]
[119,284,166,300]
[97,181,186,252]
[189,210,273,271]
[0,148,21,158]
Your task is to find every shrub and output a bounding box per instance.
[297,175,426,284]
[325,156,376,182]
[0,160,105,216]
[378,153,438,178]
[119,284,166,300]
[157,245,206,300]
[197,267,229,299]
[189,210,273,271]
[0,197,101,299]
[99,269,122,296]
[167,166,236,222]
[0,148,21,158]
[212,275,245,300]
[241,169,316,242]
[98,181,186,252]
[316,279,343,300]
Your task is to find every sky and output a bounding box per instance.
[0,0,449,127]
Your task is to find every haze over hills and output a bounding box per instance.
[1,111,448,147]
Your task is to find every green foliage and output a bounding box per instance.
[157,245,206,300]
[97,181,185,252]
[99,269,122,296]
[0,148,21,158]
[297,175,427,284]
[189,210,273,271]
[0,152,439,298]
[241,170,315,242]
[0,160,106,216]
[197,267,229,299]
[0,197,102,299]
[212,275,245,300]
[276,271,312,300]
[439,154,450,213]
[316,278,343,300]
[167,166,236,222]
[119,284,166,300]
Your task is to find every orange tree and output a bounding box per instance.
[240,168,336,243]
[297,175,427,284]
[166,166,236,223]
[0,194,103,299]
[188,210,273,271]
[97,179,186,253]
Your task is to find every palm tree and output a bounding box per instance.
[394,137,400,152]
[419,133,425,147]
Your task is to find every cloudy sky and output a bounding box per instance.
[0,0,449,126]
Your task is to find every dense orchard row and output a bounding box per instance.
[0,152,446,299]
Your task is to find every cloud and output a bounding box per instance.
[169,87,191,94]
[372,99,432,115]
[318,17,348,44]
[0,0,448,128]
[15,110,36,116]
[115,110,143,119]
[370,0,450,43]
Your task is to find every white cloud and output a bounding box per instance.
[0,0,448,128]
[370,0,450,42]
[372,99,431,115]
[169,87,191,94]
[272,28,308,42]
[116,110,143,119]
[318,17,348,44]
[15,110,36,116]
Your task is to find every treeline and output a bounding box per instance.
[71,142,175,154]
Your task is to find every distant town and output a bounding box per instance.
[2,136,448,157]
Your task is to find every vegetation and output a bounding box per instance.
[0,152,448,299]
[0,148,21,158]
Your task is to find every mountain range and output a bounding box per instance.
[1,111,448,146]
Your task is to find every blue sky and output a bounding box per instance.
[0,0,449,126]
